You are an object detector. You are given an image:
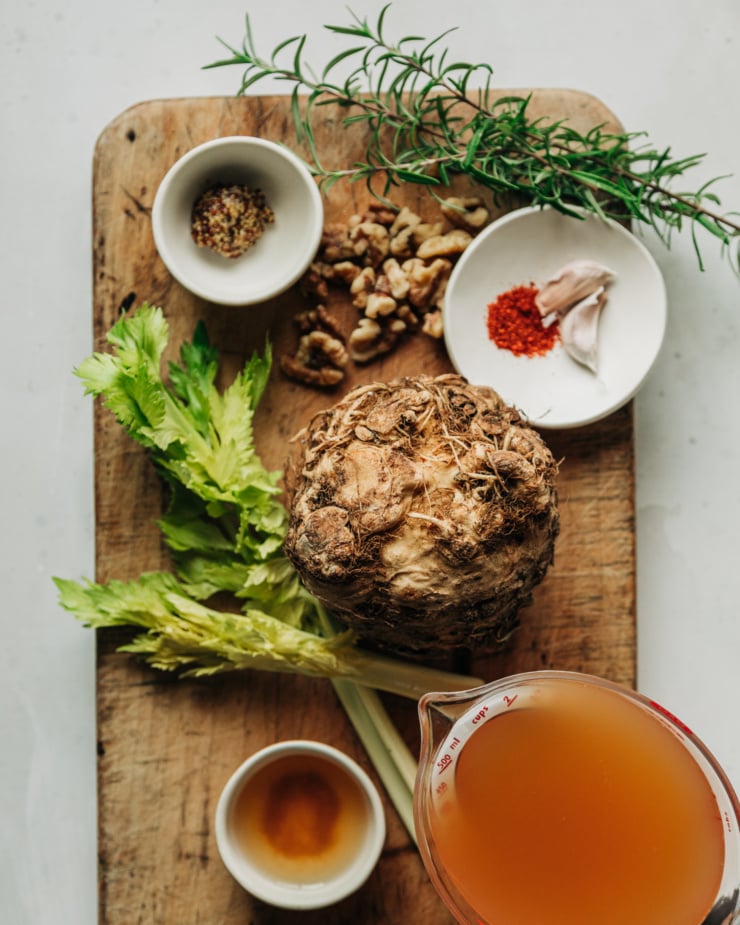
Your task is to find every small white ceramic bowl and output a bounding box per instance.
[444,206,667,429]
[152,136,324,306]
[215,740,385,910]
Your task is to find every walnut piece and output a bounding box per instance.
[281,354,345,387]
[332,260,362,286]
[295,304,345,340]
[348,317,402,363]
[281,307,348,388]
[349,221,390,266]
[350,266,376,309]
[365,291,398,319]
[412,221,445,244]
[403,257,453,309]
[389,224,417,259]
[440,196,490,232]
[382,258,411,301]
[416,229,473,260]
[320,224,355,263]
[299,261,332,300]
[422,309,444,339]
[363,202,397,227]
[396,303,421,331]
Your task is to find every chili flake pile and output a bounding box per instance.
[191,183,274,259]
[486,284,560,357]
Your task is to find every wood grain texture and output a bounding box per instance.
[92,92,635,924]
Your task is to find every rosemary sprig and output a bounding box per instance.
[205,5,740,271]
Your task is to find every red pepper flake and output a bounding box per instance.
[486,284,560,357]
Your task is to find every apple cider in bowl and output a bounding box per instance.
[231,750,369,884]
[216,740,385,910]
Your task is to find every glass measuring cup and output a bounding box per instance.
[414,670,740,925]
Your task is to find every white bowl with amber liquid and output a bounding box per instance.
[215,740,386,909]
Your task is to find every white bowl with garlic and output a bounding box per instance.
[443,205,667,429]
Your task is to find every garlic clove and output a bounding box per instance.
[535,259,615,320]
[559,286,607,374]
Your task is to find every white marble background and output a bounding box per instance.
[2,1,738,922]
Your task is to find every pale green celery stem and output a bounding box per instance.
[348,648,483,700]
[332,678,419,845]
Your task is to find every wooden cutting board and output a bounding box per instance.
[91,93,636,924]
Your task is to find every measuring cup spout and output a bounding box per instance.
[416,687,483,782]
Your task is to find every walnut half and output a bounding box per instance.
[349,317,405,363]
[440,196,490,232]
[280,306,348,388]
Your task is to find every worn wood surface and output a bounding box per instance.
[92,93,636,924]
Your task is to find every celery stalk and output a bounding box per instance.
[55,571,481,700]
[332,680,419,844]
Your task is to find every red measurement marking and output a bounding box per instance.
[648,699,694,736]
[503,694,518,708]
[437,753,453,774]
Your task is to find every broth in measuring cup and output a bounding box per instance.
[417,673,735,925]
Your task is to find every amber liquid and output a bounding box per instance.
[233,752,369,884]
[430,679,724,925]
